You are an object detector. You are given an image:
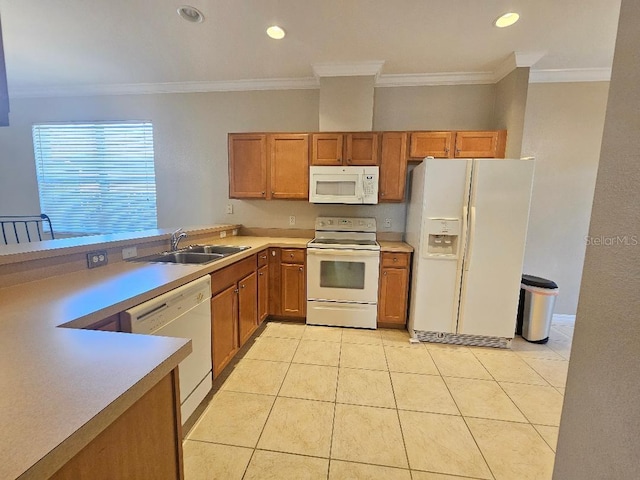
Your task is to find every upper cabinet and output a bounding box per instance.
[454,130,506,158]
[410,131,453,158]
[228,134,267,198]
[378,132,408,202]
[409,130,507,159]
[269,134,309,199]
[311,133,378,166]
[229,133,309,199]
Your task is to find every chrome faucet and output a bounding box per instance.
[170,228,188,251]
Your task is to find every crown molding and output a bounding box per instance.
[312,61,385,79]
[10,64,612,98]
[376,71,495,87]
[10,77,320,98]
[493,51,546,82]
[529,67,611,83]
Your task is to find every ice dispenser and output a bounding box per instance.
[423,218,460,258]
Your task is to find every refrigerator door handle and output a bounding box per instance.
[465,206,477,271]
[461,205,469,258]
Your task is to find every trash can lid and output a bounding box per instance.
[522,274,558,289]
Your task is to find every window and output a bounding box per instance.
[32,122,157,235]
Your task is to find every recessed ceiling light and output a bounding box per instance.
[494,12,520,28]
[177,5,205,23]
[266,25,286,40]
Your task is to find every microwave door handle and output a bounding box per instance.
[357,176,364,201]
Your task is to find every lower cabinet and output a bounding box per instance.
[268,247,306,318]
[211,285,239,378]
[210,255,257,378]
[257,264,269,324]
[378,252,411,327]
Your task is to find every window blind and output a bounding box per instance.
[32,122,157,235]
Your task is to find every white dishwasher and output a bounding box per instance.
[122,275,212,425]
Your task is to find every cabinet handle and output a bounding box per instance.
[384,271,387,276]
[290,253,294,258]
[234,288,239,293]
[260,255,267,259]
[271,191,274,195]
[455,149,460,155]
[261,191,265,195]
[393,257,398,263]
[337,158,341,163]
[299,267,303,271]
[381,192,385,196]
[347,158,351,163]
[259,272,263,276]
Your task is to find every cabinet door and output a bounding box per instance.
[281,262,306,317]
[311,133,343,165]
[379,132,408,202]
[409,132,454,158]
[346,133,379,166]
[228,133,268,198]
[268,248,281,316]
[238,271,258,346]
[269,134,309,199]
[258,265,269,324]
[454,131,506,158]
[212,285,239,377]
[378,267,409,325]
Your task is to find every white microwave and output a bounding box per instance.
[309,166,379,204]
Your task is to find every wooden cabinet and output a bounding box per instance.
[311,133,343,165]
[379,132,408,202]
[229,133,309,199]
[50,372,183,480]
[410,131,454,158]
[238,271,258,346]
[409,130,507,159]
[258,264,269,324]
[454,130,506,158]
[268,247,306,318]
[269,134,309,199]
[211,285,239,378]
[210,255,257,377]
[311,132,378,166]
[378,252,411,327]
[228,134,267,198]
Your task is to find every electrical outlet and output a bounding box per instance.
[220,230,227,238]
[289,215,296,226]
[87,250,108,269]
[226,204,233,214]
[384,218,392,228]
[122,246,137,259]
[232,229,238,236]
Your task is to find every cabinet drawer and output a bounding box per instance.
[257,249,269,267]
[281,248,305,264]
[211,255,257,295]
[381,252,410,268]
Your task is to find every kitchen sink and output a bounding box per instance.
[135,251,225,264]
[130,245,251,265]
[182,245,251,255]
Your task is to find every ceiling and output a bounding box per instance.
[0,0,622,96]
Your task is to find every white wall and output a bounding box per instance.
[521,82,609,314]
[554,0,640,476]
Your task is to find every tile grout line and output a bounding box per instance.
[240,324,305,480]
[326,328,344,479]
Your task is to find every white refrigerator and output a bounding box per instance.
[406,158,534,348]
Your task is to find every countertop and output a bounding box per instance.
[0,234,410,479]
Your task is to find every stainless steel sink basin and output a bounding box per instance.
[183,245,251,255]
[130,245,250,265]
[136,251,225,264]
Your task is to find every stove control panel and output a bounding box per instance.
[315,216,377,232]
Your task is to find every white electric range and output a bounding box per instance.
[306,216,380,329]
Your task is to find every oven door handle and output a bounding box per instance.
[307,248,380,257]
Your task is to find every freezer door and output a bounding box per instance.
[408,158,470,334]
[457,159,535,338]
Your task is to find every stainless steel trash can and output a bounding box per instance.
[519,275,559,344]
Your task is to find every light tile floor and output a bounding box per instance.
[184,319,574,480]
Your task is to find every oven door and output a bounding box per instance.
[307,248,380,303]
